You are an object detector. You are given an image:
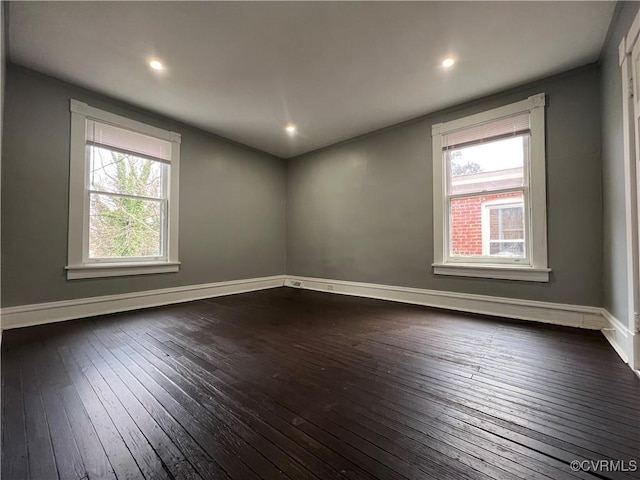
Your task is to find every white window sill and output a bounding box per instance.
[432,263,550,282]
[66,261,180,280]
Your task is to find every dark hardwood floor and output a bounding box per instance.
[2,287,639,480]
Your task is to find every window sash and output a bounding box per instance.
[82,123,171,265]
[446,189,531,265]
[443,129,531,265]
[448,185,527,201]
[87,189,166,203]
[84,192,168,263]
[87,144,168,200]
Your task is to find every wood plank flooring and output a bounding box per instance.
[2,287,639,480]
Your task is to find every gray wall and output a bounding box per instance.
[0,2,5,323]
[601,1,640,325]
[288,65,603,306]
[2,65,287,307]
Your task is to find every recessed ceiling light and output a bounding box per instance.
[285,124,297,135]
[442,58,455,68]
[149,59,164,71]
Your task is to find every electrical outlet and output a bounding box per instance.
[291,281,302,288]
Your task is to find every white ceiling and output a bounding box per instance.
[8,1,615,159]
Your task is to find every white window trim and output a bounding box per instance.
[66,99,181,280]
[431,93,550,282]
[481,197,525,257]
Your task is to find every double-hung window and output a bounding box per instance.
[66,100,181,279]
[431,93,550,282]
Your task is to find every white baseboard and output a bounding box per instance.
[0,274,605,332]
[3,273,636,373]
[285,276,606,330]
[600,309,633,365]
[286,276,640,372]
[601,309,640,376]
[1,275,286,330]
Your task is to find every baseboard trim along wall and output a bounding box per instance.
[3,273,636,373]
[285,276,606,329]
[1,275,287,330]
[2,274,607,331]
[287,276,640,373]
[601,309,635,366]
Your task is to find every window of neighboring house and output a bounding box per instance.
[66,99,181,279]
[482,199,525,257]
[431,93,550,281]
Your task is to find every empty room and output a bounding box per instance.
[1,1,639,479]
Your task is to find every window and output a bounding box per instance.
[66,100,181,279]
[431,93,549,282]
[482,199,524,257]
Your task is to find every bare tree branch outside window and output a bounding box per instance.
[88,148,165,258]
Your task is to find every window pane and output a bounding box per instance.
[491,206,524,240]
[486,197,525,258]
[450,196,484,257]
[89,146,165,199]
[89,193,163,259]
[449,136,526,195]
[450,192,525,259]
